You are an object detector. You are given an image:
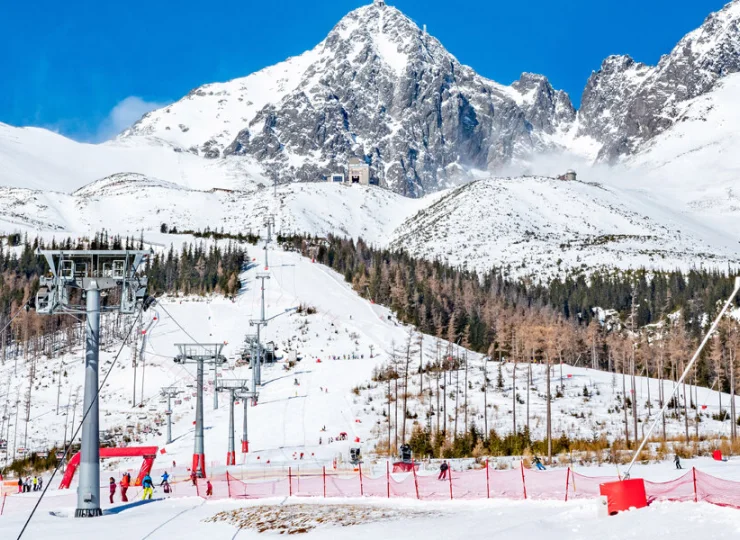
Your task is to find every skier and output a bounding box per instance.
[533,456,546,471]
[109,477,117,504]
[120,473,130,502]
[190,470,198,486]
[32,476,38,491]
[160,471,170,486]
[142,474,154,500]
[17,478,22,493]
[38,476,43,490]
[438,460,449,480]
[206,479,213,497]
[674,455,683,470]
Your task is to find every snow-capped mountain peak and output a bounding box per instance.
[121,1,575,195]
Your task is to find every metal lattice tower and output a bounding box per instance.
[160,386,183,445]
[215,379,249,465]
[173,343,226,478]
[35,249,150,518]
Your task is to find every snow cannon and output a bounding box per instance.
[599,479,647,515]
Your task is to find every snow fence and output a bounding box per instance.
[2,465,740,517]
[208,464,740,507]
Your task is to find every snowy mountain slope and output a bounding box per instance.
[625,72,740,234]
[0,122,270,193]
[2,244,738,473]
[578,0,740,161]
[122,2,575,195]
[0,174,427,246]
[390,176,740,276]
[1,173,738,277]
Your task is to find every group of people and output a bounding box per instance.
[17,475,43,493]
[107,471,178,503]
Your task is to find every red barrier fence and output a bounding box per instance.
[215,464,740,509]
[2,465,739,517]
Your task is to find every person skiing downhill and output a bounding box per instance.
[160,471,170,486]
[109,477,117,503]
[533,456,546,471]
[142,474,154,500]
[438,460,449,480]
[675,455,683,470]
[206,479,213,497]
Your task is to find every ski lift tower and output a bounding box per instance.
[173,343,227,478]
[249,306,298,387]
[160,386,183,445]
[215,379,249,465]
[35,249,150,518]
[235,388,259,453]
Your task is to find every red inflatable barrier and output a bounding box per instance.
[59,446,158,489]
[599,479,648,515]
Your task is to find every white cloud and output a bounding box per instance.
[94,96,168,142]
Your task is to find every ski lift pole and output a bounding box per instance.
[625,276,740,477]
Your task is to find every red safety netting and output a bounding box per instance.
[645,470,695,503]
[524,467,569,501]
[9,465,738,515]
[568,471,618,500]
[695,469,740,509]
[489,468,527,500]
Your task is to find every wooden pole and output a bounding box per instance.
[565,467,570,502]
[323,466,326,498]
[692,467,698,503]
[288,466,292,497]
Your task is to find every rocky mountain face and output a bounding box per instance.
[578,0,740,162]
[122,2,574,196]
[121,0,740,194]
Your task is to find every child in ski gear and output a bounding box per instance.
[674,455,682,470]
[438,461,449,480]
[190,471,198,486]
[32,476,38,491]
[206,480,213,497]
[160,471,170,486]
[17,478,22,493]
[142,474,154,500]
[120,473,130,502]
[534,456,546,471]
[109,477,117,503]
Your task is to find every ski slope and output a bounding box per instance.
[2,242,739,476]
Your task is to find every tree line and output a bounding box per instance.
[281,234,740,458]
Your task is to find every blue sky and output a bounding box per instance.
[0,0,728,142]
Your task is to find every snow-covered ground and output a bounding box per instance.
[2,479,740,540]
[1,172,738,278]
